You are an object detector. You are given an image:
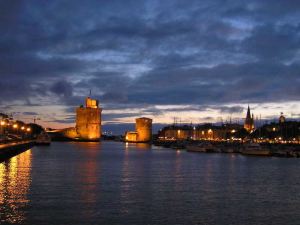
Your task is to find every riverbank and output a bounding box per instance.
[0,141,35,162]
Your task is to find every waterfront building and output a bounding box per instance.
[158,123,245,141]
[125,131,138,142]
[125,117,153,142]
[76,97,102,140]
[250,120,300,143]
[244,106,255,132]
[161,125,192,140]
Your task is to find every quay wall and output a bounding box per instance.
[0,141,35,162]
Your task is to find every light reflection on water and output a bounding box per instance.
[1,142,300,225]
[0,150,32,224]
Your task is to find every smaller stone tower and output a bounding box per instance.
[76,96,102,141]
[136,117,152,142]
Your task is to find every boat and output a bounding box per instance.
[36,132,51,145]
[241,143,271,156]
[186,142,218,153]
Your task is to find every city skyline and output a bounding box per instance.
[0,1,299,131]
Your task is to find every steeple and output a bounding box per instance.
[244,105,255,132]
[246,105,251,119]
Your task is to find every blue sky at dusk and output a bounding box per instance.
[0,0,299,133]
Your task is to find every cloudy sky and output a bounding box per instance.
[0,0,299,133]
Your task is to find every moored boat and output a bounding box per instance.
[36,132,51,145]
[241,143,271,156]
[186,142,218,153]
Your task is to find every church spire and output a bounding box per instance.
[244,105,255,132]
[246,105,251,119]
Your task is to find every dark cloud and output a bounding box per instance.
[216,106,244,114]
[22,112,39,116]
[0,0,299,126]
[50,80,73,97]
[47,116,76,124]
[102,123,166,135]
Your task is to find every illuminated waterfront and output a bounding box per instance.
[1,142,300,225]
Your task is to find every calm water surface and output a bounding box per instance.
[1,142,300,225]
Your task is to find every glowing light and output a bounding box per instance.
[26,128,31,132]
[0,121,5,126]
[13,124,18,129]
[231,129,236,133]
[21,126,25,130]
[273,127,276,131]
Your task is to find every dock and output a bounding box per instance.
[0,141,35,162]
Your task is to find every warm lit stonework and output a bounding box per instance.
[125,117,152,142]
[53,96,102,141]
[125,131,138,142]
[76,97,102,140]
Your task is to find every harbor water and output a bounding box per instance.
[1,142,300,225]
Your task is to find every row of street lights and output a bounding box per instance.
[0,120,31,134]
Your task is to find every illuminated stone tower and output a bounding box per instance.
[76,97,102,141]
[136,117,152,142]
[244,105,255,132]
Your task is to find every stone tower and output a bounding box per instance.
[76,97,102,141]
[136,117,152,142]
[244,105,255,132]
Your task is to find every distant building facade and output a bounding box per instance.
[125,117,152,142]
[244,106,255,132]
[158,124,245,141]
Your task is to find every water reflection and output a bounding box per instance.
[0,150,32,224]
[125,142,151,151]
[79,143,99,202]
[136,143,151,150]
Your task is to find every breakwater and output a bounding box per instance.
[0,141,35,162]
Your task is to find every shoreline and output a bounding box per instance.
[153,140,300,158]
[0,141,35,162]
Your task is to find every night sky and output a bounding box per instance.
[0,0,299,133]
